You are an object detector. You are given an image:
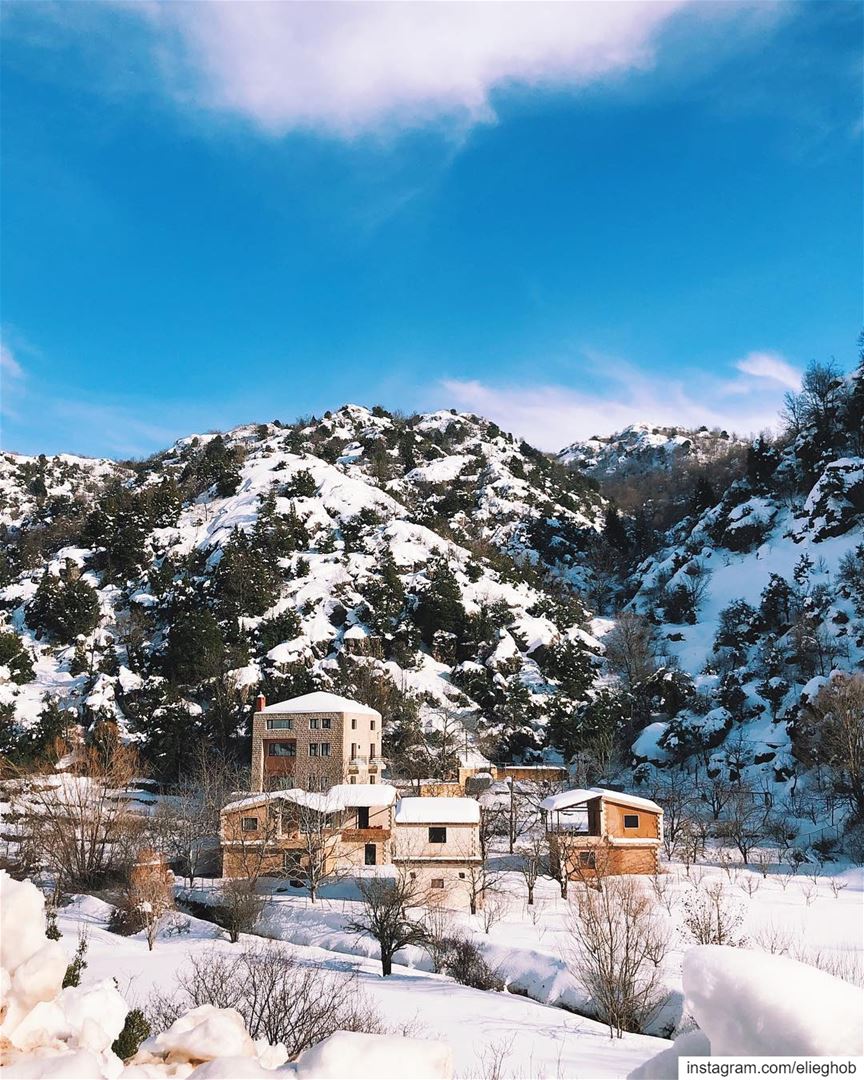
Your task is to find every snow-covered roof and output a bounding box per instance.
[540,787,662,814]
[330,784,396,808]
[222,784,397,815]
[395,797,480,825]
[260,691,380,717]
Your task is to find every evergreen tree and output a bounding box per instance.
[691,475,717,514]
[212,529,282,618]
[26,574,100,643]
[413,559,466,646]
[0,631,34,684]
[164,608,224,685]
[602,505,629,552]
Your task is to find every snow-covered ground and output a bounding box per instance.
[39,847,864,1078]
[53,893,666,1079]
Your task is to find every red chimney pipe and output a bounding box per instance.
[255,694,266,712]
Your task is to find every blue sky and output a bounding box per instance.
[1,1,861,457]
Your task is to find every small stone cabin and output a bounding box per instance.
[220,783,396,879]
[393,797,481,908]
[540,787,663,878]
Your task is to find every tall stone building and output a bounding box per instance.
[250,691,384,792]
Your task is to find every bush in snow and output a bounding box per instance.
[146,942,384,1060]
[793,671,864,818]
[681,878,746,947]
[440,937,505,992]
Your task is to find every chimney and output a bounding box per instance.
[255,694,266,713]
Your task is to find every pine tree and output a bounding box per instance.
[0,631,34,684]
[26,575,100,643]
[164,608,224,685]
[413,559,466,645]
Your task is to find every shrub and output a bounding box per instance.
[112,1008,151,1060]
[145,943,382,1059]
[442,937,504,991]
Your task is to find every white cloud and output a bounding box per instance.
[1,341,24,381]
[138,1,705,137]
[438,352,792,451]
[735,350,801,391]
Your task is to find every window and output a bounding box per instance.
[319,742,331,757]
[241,817,258,832]
[458,872,466,879]
[309,743,319,757]
[369,776,376,784]
[357,807,370,829]
[351,718,357,730]
[428,827,447,844]
[431,878,444,890]
[267,741,296,757]
[364,844,377,866]
[579,851,596,868]
[409,871,417,880]
[321,718,332,730]
[309,718,320,730]
[349,776,356,785]
[266,718,292,730]
[351,743,357,759]
[370,720,376,730]
[624,814,640,829]
[370,743,375,759]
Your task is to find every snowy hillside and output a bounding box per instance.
[1,356,862,825]
[0,406,606,776]
[558,423,747,478]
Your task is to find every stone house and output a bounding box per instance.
[540,787,663,878]
[250,691,385,792]
[220,783,396,879]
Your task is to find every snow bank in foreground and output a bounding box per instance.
[631,945,864,1078]
[0,872,452,1079]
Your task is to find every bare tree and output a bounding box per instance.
[155,747,244,886]
[346,872,430,976]
[717,792,770,865]
[516,832,548,905]
[649,770,696,860]
[479,888,508,934]
[567,876,669,1038]
[14,743,145,889]
[603,612,659,692]
[681,877,746,946]
[217,878,266,943]
[797,674,864,817]
[289,788,349,904]
[126,848,174,951]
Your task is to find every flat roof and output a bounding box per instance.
[395,797,480,825]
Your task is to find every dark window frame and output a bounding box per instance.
[623,814,640,829]
[428,826,447,844]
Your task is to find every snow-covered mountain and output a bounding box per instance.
[0,406,606,777]
[558,422,747,478]
[1,359,862,815]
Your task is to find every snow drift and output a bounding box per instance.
[631,944,864,1077]
[0,871,453,1079]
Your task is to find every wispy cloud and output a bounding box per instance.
[1,337,27,421]
[437,350,795,452]
[126,1,746,138]
[734,349,801,391]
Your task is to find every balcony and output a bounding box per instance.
[348,755,368,773]
[341,827,391,843]
[368,757,386,773]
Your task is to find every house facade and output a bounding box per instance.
[250,691,385,792]
[221,783,396,879]
[540,787,663,877]
[393,797,482,908]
